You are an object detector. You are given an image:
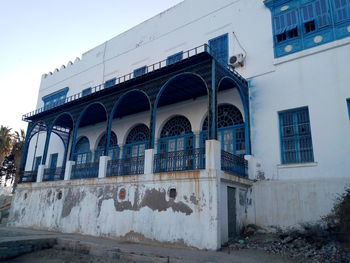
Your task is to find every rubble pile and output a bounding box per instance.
[229,225,350,263]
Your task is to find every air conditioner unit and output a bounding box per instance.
[229,53,245,68]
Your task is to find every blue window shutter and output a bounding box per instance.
[133,66,147,77]
[34,156,42,170]
[166,52,183,65]
[279,107,314,164]
[285,10,298,30]
[209,34,228,65]
[333,0,349,22]
[347,99,350,119]
[104,78,116,89]
[314,0,330,27]
[82,88,92,97]
[42,87,69,110]
[302,3,315,22]
[49,153,58,168]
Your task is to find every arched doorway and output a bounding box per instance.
[95,131,118,161]
[201,104,245,156]
[124,124,149,158]
[158,115,194,153]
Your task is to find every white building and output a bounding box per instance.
[9,0,350,250]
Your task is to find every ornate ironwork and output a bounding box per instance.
[107,156,144,176]
[160,116,192,138]
[154,148,205,173]
[126,124,149,144]
[95,132,118,160]
[42,167,65,181]
[71,162,99,179]
[221,150,248,177]
[22,44,215,121]
[20,170,37,183]
[203,104,244,130]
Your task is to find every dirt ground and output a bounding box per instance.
[0,227,299,263]
[2,247,299,263]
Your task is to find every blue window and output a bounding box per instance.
[134,66,147,78]
[74,137,91,164]
[166,51,183,65]
[82,87,92,96]
[265,0,350,57]
[201,104,245,156]
[158,116,194,153]
[209,34,229,65]
[347,98,350,118]
[94,132,119,161]
[124,124,149,158]
[104,78,116,89]
[34,156,42,171]
[333,0,350,22]
[42,87,68,110]
[301,0,330,34]
[49,153,58,169]
[279,107,314,164]
[274,9,299,43]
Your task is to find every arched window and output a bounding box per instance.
[94,132,118,161]
[201,104,245,155]
[75,137,91,164]
[124,124,149,158]
[159,116,194,153]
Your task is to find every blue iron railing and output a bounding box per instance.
[154,148,205,173]
[71,162,99,179]
[221,150,248,177]
[106,156,144,177]
[22,43,247,121]
[43,167,65,181]
[20,170,37,183]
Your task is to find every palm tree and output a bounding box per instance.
[11,129,26,190]
[0,125,12,166]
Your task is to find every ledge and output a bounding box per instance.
[277,162,318,169]
[273,37,350,65]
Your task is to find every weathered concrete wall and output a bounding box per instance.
[8,170,221,250]
[247,176,350,228]
[219,171,253,244]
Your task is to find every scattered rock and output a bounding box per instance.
[229,224,350,263]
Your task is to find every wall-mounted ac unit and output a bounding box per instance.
[229,53,245,68]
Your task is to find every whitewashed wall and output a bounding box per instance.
[9,169,221,250]
[250,39,350,181]
[24,0,350,232]
[36,0,272,108]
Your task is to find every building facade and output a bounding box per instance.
[8,0,350,250]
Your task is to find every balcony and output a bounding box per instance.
[106,156,144,177]
[19,141,250,185]
[20,170,37,183]
[43,167,65,181]
[221,150,248,178]
[71,162,99,180]
[154,148,205,173]
[22,44,247,122]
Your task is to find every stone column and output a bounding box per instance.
[144,149,154,174]
[64,161,75,180]
[98,156,111,178]
[36,165,47,183]
[193,130,201,149]
[244,155,253,180]
[205,139,221,171]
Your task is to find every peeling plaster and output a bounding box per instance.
[61,188,86,218]
[97,186,193,216]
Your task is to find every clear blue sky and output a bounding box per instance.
[0,0,183,132]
